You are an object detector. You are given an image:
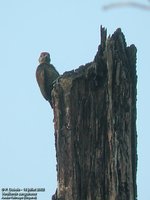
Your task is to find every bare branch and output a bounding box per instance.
[103,1,150,11]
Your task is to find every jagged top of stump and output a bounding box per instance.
[53,26,137,94]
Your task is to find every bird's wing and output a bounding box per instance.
[44,64,59,81]
[36,63,59,103]
[44,64,59,90]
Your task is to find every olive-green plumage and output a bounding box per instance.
[36,52,59,107]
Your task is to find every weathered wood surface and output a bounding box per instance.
[52,27,137,200]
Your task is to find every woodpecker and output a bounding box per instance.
[36,52,59,107]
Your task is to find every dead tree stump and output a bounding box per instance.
[51,27,137,200]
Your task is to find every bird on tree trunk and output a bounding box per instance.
[36,52,59,108]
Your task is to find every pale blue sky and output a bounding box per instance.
[0,0,149,199]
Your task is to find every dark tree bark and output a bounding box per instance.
[51,27,137,200]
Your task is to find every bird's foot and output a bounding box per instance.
[52,75,61,86]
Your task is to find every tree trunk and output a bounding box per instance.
[51,27,137,200]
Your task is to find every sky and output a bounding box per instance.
[0,0,149,199]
